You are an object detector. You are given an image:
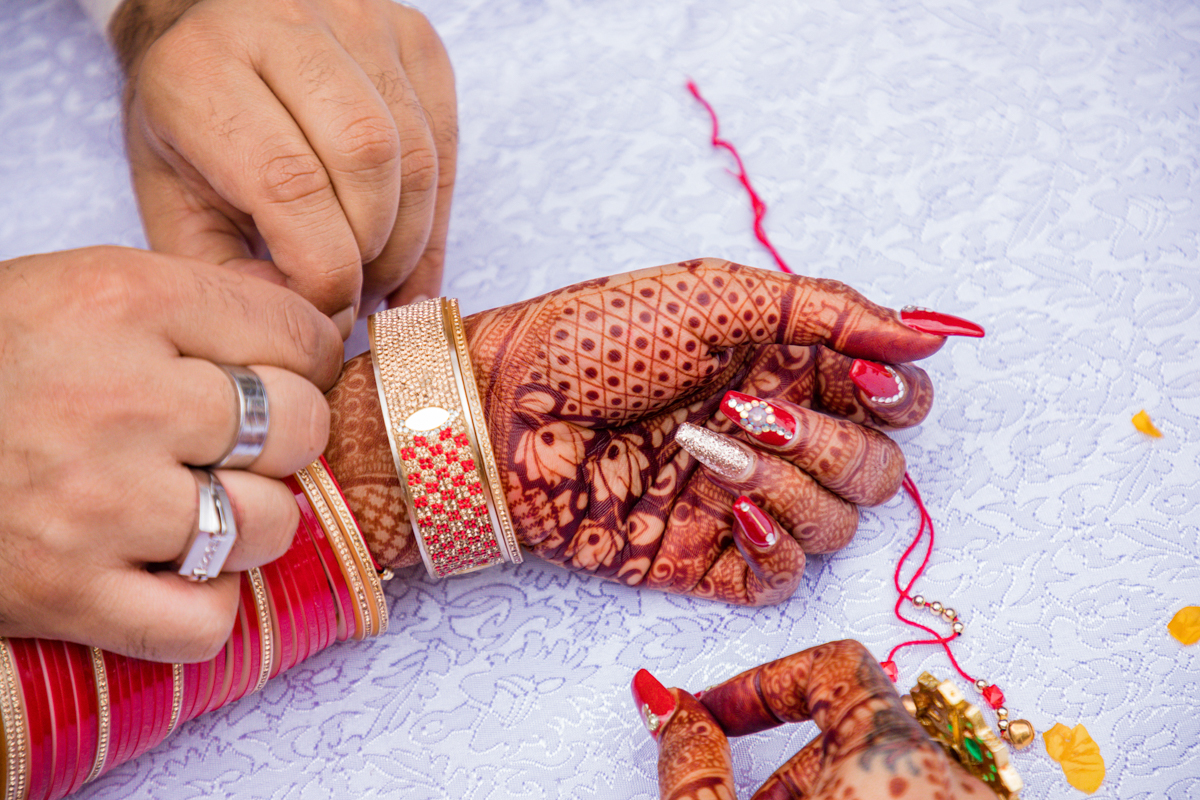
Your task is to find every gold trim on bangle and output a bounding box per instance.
[296,466,373,639]
[85,646,110,784]
[247,567,273,692]
[0,639,28,800]
[305,460,388,637]
[369,298,522,579]
[166,663,184,736]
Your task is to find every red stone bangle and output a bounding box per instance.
[225,592,254,706]
[124,657,150,762]
[300,515,338,653]
[56,641,85,799]
[288,513,327,655]
[275,533,315,668]
[136,661,172,758]
[207,611,242,717]
[180,658,210,727]
[11,639,50,800]
[196,637,227,718]
[237,573,264,699]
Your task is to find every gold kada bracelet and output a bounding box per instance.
[369,298,522,579]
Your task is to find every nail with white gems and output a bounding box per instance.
[719,391,797,447]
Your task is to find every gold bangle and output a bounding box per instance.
[369,298,522,579]
[903,672,1023,798]
[85,646,110,784]
[247,567,274,692]
[0,639,28,800]
[166,663,184,736]
[296,465,374,639]
[305,459,388,638]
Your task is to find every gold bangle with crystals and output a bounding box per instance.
[902,672,1023,799]
[369,298,521,579]
[85,646,110,784]
[300,459,389,638]
[247,567,274,692]
[166,663,184,737]
[0,639,27,800]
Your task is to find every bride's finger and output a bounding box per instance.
[816,348,935,430]
[674,423,859,554]
[749,735,824,800]
[716,391,907,506]
[631,669,735,800]
[701,496,805,606]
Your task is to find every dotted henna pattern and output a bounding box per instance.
[324,260,936,604]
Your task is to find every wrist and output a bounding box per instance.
[109,0,201,77]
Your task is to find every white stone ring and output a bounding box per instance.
[209,365,269,470]
[177,469,238,583]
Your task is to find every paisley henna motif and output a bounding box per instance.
[326,259,941,603]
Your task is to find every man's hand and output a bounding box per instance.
[0,247,342,662]
[111,0,457,336]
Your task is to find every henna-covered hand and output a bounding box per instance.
[634,640,991,799]
[326,259,981,602]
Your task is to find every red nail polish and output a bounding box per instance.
[720,391,796,446]
[880,660,899,682]
[900,306,985,338]
[732,496,778,549]
[631,669,676,737]
[849,360,905,403]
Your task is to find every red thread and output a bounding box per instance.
[688,81,976,686]
[686,80,792,274]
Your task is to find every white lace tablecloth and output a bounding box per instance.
[2,0,1198,797]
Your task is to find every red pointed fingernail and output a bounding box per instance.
[732,496,779,549]
[900,306,985,338]
[720,391,796,447]
[631,669,676,737]
[849,360,906,404]
[881,660,899,682]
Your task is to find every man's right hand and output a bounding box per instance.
[0,246,342,662]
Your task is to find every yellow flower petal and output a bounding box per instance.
[1132,409,1163,437]
[1044,722,1105,794]
[1168,606,1200,645]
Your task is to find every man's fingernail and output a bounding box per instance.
[720,391,796,446]
[332,305,357,339]
[732,496,778,549]
[899,306,985,338]
[849,360,906,404]
[675,423,751,480]
[631,668,676,737]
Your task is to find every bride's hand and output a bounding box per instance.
[326,259,982,602]
[634,640,991,799]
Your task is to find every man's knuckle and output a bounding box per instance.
[257,150,331,208]
[400,144,439,197]
[334,114,401,171]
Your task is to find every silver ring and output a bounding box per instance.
[177,469,238,582]
[210,365,269,469]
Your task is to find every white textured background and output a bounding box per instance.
[2,0,1199,797]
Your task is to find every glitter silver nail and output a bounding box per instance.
[675,423,752,480]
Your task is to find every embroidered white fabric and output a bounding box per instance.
[3,0,1198,797]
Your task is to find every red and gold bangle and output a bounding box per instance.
[223,596,253,707]
[295,466,371,639]
[83,647,108,785]
[40,640,75,800]
[275,540,314,668]
[261,555,298,675]
[285,511,328,658]
[100,652,128,777]
[0,639,29,800]
[12,639,50,800]
[197,637,228,718]
[179,659,209,728]
[165,664,183,739]
[63,644,95,795]
[301,484,355,643]
[125,658,151,761]
[246,568,273,695]
[55,642,84,798]
[305,458,387,637]
[369,298,521,579]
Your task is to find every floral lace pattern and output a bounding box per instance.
[2,0,1198,797]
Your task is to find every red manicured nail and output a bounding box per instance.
[849,360,905,403]
[631,669,676,737]
[732,496,779,549]
[880,660,899,682]
[900,306,985,338]
[720,391,796,446]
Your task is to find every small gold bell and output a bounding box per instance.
[1006,719,1035,749]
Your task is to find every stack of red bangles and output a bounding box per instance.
[0,457,389,800]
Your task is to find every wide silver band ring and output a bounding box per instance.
[210,365,269,469]
[177,469,238,582]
